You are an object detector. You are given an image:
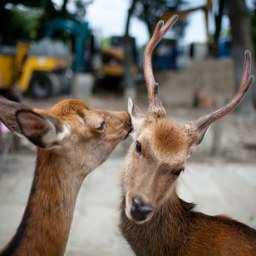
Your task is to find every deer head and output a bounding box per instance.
[0,98,131,174]
[122,15,254,224]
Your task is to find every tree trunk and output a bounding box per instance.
[213,0,225,56]
[124,0,137,98]
[145,17,153,36]
[61,0,69,15]
[143,3,153,36]
[228,0,255,113]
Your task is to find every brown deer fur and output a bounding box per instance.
[120,117,256,256]
[119,16,256,256]
[120,193,256,256]
[0,97,131,256]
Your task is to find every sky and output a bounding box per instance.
[54,0,255,46]
[86,0,208,45]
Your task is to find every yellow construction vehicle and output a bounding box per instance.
[0,39,73,98]
[93,36,138,94]
[0,47,16,90]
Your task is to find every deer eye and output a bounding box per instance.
[135,140,142,154]
[173,168,184,176]
[97,121,106,131]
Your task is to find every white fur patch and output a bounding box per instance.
[42,120,57,145]
[57,124,71,141]
[43,121,71,145]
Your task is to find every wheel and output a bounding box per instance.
[92,77,103,94]
[29,73,61,99]
[58,70,74,95]
[29,73,52,98]
[92,76,123,95]
[48,73,62,96]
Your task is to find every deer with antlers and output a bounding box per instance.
[0,97,131,256]
[120,15,256,256]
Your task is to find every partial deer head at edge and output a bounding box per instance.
[0,98,131,174]
[0,98,131,255]
[122,15,254,224]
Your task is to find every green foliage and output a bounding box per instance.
[1,0,93,43]
[0,7,40,43]
[0,0,46,8]
[11,8,40,39]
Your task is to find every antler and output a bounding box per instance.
[144,15,179,116]
[191,50,254,133]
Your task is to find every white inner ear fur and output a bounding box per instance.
[43,121,71,145]
[127,98,144,140]
[128,97,134,116]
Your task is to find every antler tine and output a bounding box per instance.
[144,15,179,116]
[192,50,254,132]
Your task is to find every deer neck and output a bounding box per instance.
[1,149,86,256]
[120,191,193,256]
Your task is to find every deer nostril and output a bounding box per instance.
[130,196,154,222]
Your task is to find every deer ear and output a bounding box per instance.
[16,110,70,148]
[0,97,70,148]
[128,98,145,139]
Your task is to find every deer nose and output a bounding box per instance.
[130,196,154,222]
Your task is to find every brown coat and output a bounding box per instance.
[0,97,131,256]
[120,194,256,256]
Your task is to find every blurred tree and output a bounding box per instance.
[0,0,45,8]
[227,0,255,113]
[56,0,92,19]
[251,1,256,54]
[133,0,187,36]
[61,0,69,15]
[0,0,92,18]
[123,0,138,97]
[38,0,93,38]
[212,0,225,56]
[0,7,39,43]
[123,0,187,96]
[0,0,92,42]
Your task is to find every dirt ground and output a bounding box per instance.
[0,154,256,256]
[0,57,256,255]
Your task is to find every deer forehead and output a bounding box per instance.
[45,99,92,128]
[150,119,189,157]
[50,99,89,117]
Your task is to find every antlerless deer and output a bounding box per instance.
[120,15,256,256]
[0,98,131,256]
